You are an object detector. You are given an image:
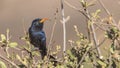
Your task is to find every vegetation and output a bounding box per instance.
[0,0,120,68]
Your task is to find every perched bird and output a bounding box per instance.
[29,18,48,59]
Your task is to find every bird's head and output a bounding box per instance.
[31,18,48,30]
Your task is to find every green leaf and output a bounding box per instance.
[97,60,107,67]
[0,61,7,68]
[16,55,27,66]
[80,0,86,7]
[32,51,40,56]
[0,34,6,42]
[87,0,96,7]
[16,55,22,62]
[110,43,115,54]
[9,42,18,48]
[67,50,75,60]
[91,9,101,18]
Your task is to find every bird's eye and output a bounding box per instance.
[33,22,37,25]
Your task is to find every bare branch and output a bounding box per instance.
[60,0,67,58]
[98,0,120,31]
[64,0,89,19]
[0,55,19,68]
[90,21,102,57]
[98,0,110,15]
[76,48,90,68]
[90,37,107,51]
[47,8,58,60]
[65,0,102,57]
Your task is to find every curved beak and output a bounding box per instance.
[40,18,48,23]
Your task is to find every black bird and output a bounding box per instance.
[29,18,48,59]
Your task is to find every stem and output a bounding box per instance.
[98,0,120,31]
[65,0,101,57]
[90,37,106,51]
[0,55,19,68]
[76,48,89,68]
[6,29,10,58]
[108,54,112,68]
[83,5,102,57]
[97,0,110,15]
[61,0,66,57]
[86,17,91,42]
[90,23,101,57]
[46,9,58,64]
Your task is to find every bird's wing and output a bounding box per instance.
[29,31,46,47]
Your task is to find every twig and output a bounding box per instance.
[94,23,106,31]
[5,29,10,58]
[76,48,90,68]
[98,0,120,31]
[90,37,106,51]
[64,0,89,19]
[81,0,102,57]
[47,8,58,52]
[60,0,66,58]
[90,21,101,57]
[65,0,91,42]
[97,0,110,15]
[108,53,112,68]
[64,0,83,11]
[47,8,58,61]
[81,2,102,57]
[0,54,19,68]
[65,0,102,57]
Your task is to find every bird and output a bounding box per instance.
[28,18,48,59]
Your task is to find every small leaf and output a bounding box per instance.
[56,45,61,51]
[0,61,7,68]
[110,44,115,54]
[80,0,86,7]
[52,52,57,55]
[16,55,22,62]
[67,50,75,60]
[91,9,101,18]
[32,51,40,56]
[9,42,18,48]
[87,0,96,7]
[97,60,106,67]
[1,34,6,42]
[16,55,27,66]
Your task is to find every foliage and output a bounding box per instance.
[0,0,120,68]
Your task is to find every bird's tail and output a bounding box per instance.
[40,49,56,60]
[40,49,47,59]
